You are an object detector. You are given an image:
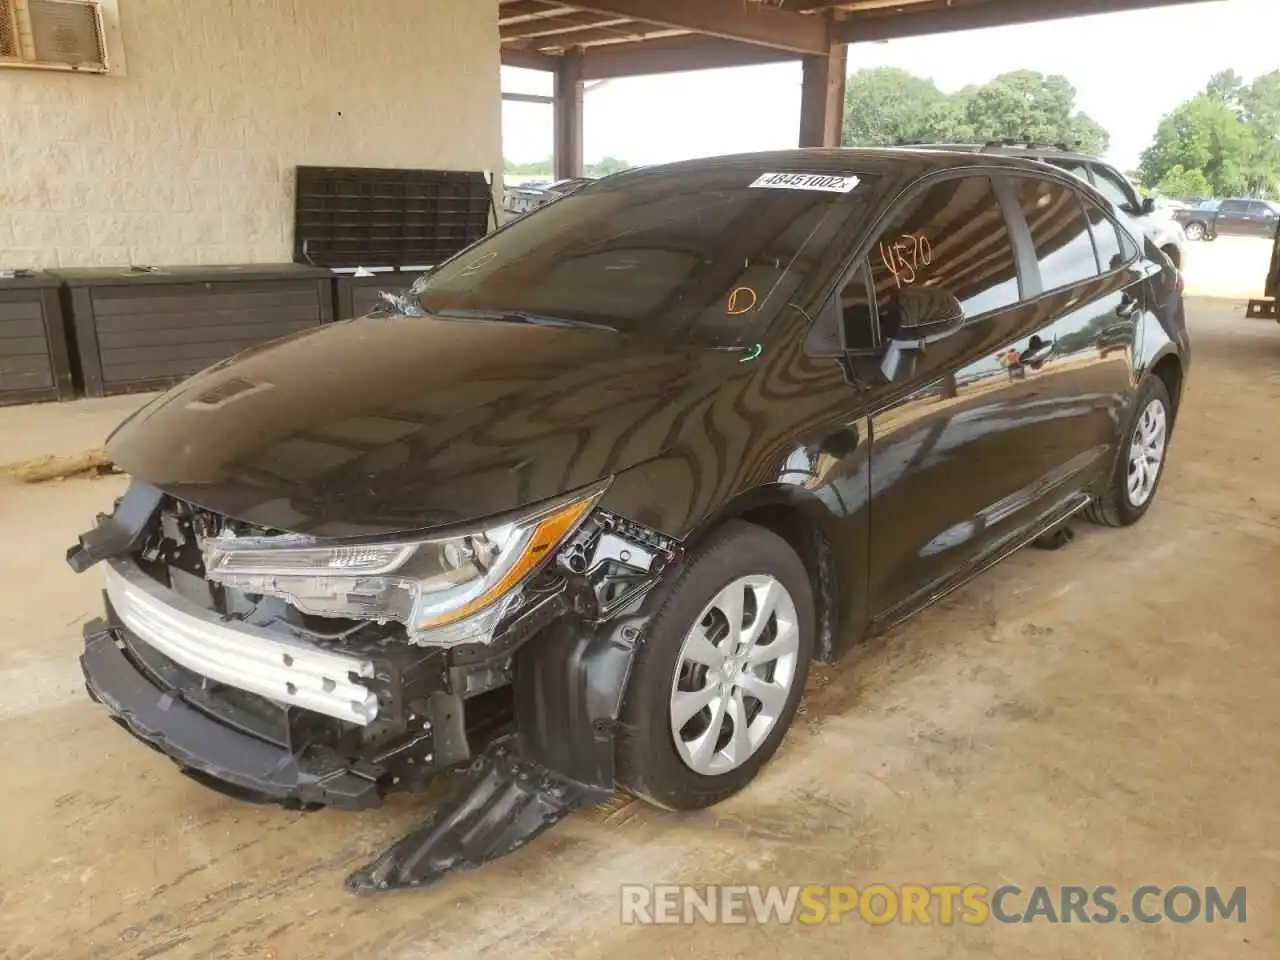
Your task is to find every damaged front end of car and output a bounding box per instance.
[68,477,681,893]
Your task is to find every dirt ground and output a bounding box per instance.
[1,298,1278,959]
[1181,234,1273,299]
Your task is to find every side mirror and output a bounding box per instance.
[878,287,965,383]
[1141,197,1157,215]
[888,286,965,343]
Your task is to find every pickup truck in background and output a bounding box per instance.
[1175,197,1280,241]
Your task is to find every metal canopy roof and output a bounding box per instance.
[500,0,1215,77]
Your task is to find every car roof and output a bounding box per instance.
[602,146,1077,186]
[904,141,1106,164]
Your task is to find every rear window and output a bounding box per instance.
[1009,177,1100,291]
[412,169,868,346]
[1084,202,1125,272]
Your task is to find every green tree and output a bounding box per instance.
[840,67,1109,154]
[1138,71,1280,200]
[1240,71,1280,198]
[1156,164,1213,198]
[1138,95,1253,197]
[959,71,1110,154]
[504,156,554,176]
[842,67,950,146]
[585,156,629,176]
[1205,68,1246,105]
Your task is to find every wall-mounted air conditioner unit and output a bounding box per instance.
[0,0,108,73]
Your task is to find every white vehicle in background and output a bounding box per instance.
[502,177,594,219]
[914,142,1188,272]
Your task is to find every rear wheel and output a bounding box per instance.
[1184,221,1206,241]
[616,521,814,810]
[1084,376,1172,527]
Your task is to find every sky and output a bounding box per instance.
[501,0,1280,173]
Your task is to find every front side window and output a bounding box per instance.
[1220,199,1249,215]
[1009,177,1099,292]
[412,168,868,346]
[868,175,1020,333]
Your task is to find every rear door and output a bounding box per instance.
[998,175,1143,502]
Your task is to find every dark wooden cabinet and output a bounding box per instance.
[54,265,333,397]
[0,273,75,405]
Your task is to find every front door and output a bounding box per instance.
[865,175,1044,617]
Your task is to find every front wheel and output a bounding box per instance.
[1183,221,1206,241]
[1084,376,1173,527]
[615,520,815,810]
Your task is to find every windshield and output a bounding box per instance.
[412,168,866,346]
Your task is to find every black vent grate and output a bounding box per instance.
[293,166,492,270]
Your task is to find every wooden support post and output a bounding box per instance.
[554,49,584,180]
[798,43,847,148]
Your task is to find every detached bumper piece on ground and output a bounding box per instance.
[69,482,677,893]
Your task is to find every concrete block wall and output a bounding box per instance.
[0,0,502,269]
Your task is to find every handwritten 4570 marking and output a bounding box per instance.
[879,234,933,287]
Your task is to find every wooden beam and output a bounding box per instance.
[834,0,1218,43]
[501,46,561,71]
[526,26,689,49]
[569,0,830,54]
[581,34,796,79]
[503,91,555,104]
[554,50,584,179]
[500,12,630,39]
[798,44,846,147]
[498,1,569,22]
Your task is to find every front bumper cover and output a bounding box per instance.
[81,621,389,810]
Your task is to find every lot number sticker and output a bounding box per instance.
[749,172,861,193]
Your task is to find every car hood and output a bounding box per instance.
[106,314,727,537]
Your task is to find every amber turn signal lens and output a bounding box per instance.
[414,496,594,630]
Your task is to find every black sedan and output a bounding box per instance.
[69,149,1189,892]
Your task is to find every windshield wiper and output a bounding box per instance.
[430,308,618,333]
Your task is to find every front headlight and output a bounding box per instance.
[201,481,606,647]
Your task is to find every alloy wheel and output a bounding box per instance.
[1127,398,1167,507]
[669,575,800,776]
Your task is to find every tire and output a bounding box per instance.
[1084,376,1173,527]
[615,520,815,811]
[1184,221,1206,241]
